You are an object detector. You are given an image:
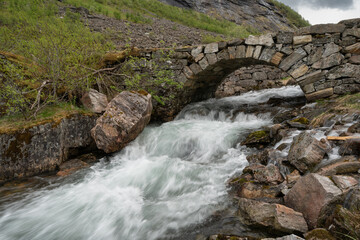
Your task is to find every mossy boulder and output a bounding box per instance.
[304,228,335,240]
[241,130,271,149]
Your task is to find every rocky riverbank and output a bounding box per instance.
[211,93,360,239]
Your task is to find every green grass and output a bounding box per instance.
[268,0,310,28]
[65,0,259,38]
[0,103,92,134]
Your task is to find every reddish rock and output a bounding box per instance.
[288,132,330,173]
[331,175,358,191]
[286,170,301,185]
[57,159,89,177]
[317,160,360,176]
[284,173,342,228]
[253,164,284,184]
[91,91,152,153]
[238,182,282,199]
[81,89,108,113]
[237,198,308,234]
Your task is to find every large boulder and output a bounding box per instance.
[237,198,308,234]
[288,132,329,173]
[284,173,342,229]
[80,89,108,113]
[91,91,152,153]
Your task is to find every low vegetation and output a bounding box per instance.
[268,0,310,28]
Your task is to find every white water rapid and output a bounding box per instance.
[0,86,304,240]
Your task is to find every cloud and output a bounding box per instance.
[279,0,354,10]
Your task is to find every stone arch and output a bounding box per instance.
[147,19,360,120]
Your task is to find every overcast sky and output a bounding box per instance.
[277,0,360,25]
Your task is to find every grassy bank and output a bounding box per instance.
[268,0,310,28]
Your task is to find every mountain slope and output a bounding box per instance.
[159,0,309,32]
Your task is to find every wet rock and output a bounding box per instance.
[241,130,271,149]
[237,198,308,234]
[243,163,284,184]
[304,228,335,240]
[317,159,360,176]
[286,170,301,186]
[80,89,108,113]
[56,159,89,177]
[339,139,360,156]
[288,132,330,173]
[91,91,152,153]
[284,173,342,228]
[348,122,360,133]
[262,235,304,240]
[331,175,358,191]
[238,182,282,200]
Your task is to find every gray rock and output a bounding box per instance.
[277,32,294,44]
[204,43,218,54]
[237,198,308,233]
[81,89,108,113]
[91,91,152,153]
[312,53,344,69]
[295,24,346,35]
[288,132,329,173]
[293,35,312,45]
[322,43,341,58]
[279,48,307,71]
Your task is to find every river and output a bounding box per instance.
[0,86,305,240]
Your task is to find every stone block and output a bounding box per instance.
[276,32,293,44]
[340,36,357,46]
[279,47,307,71]
[308,47,323,65]
[194,53,204,62]
[245,34,274,47]
[295,24,346,35]
[322,43,341,58]
[246,45,255,58]
[281,46,293,55]
[259,48,276,63]
[349,55,360,64]
[334,84,360,94]
[218,41,227,50]
[217,49,230,61]
[227,38,244,46]
[313,33,341,45]
[206,53,217,65]
[271,52,284,66]
[81,89,108,114]
[290,64,309,79]
[327,63,360,79]
[312,53,344,69]
[183,66,194,79]
[253,71,267,81]
[305,88,334,101]
[297,70,324,85]
[235,45,246,58]
[191,45,204,58]
[204,43,218,54]
[198,57,209,70]
[345,42,360,54]
[293,35,312,45]
[253,45,262,59]
[189,63,203,75]
[228,46,237,59]
[284,173,342,228]
[343,28,360,38]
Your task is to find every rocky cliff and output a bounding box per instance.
[158,0,297,33]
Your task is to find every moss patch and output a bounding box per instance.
[291,117,309,125]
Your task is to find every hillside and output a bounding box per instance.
[0,0,309,121]
[159,0,310,32]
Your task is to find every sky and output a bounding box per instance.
[277,0,360,25]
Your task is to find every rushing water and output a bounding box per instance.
[0,86,304,240]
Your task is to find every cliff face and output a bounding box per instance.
[158,0,296,33]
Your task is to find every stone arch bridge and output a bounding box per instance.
[123,19,360,120]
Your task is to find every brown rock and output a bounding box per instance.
[339,139,360,155]
[317,160,360,176]
[238,182,282,199]
[237,198,308,233]
[331,175,358,191]
[304,228,336,240]
[288,132,329,173]
[91,91,152,153]
[284,173,342,228]
[305,88,333,102]
[345,42,360,54]
[253,164,284,184]
[81,89,108,113]
[279,48,307,71]
[293,35,312,45]
[349,55,360,64]
[57,159,89,177]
